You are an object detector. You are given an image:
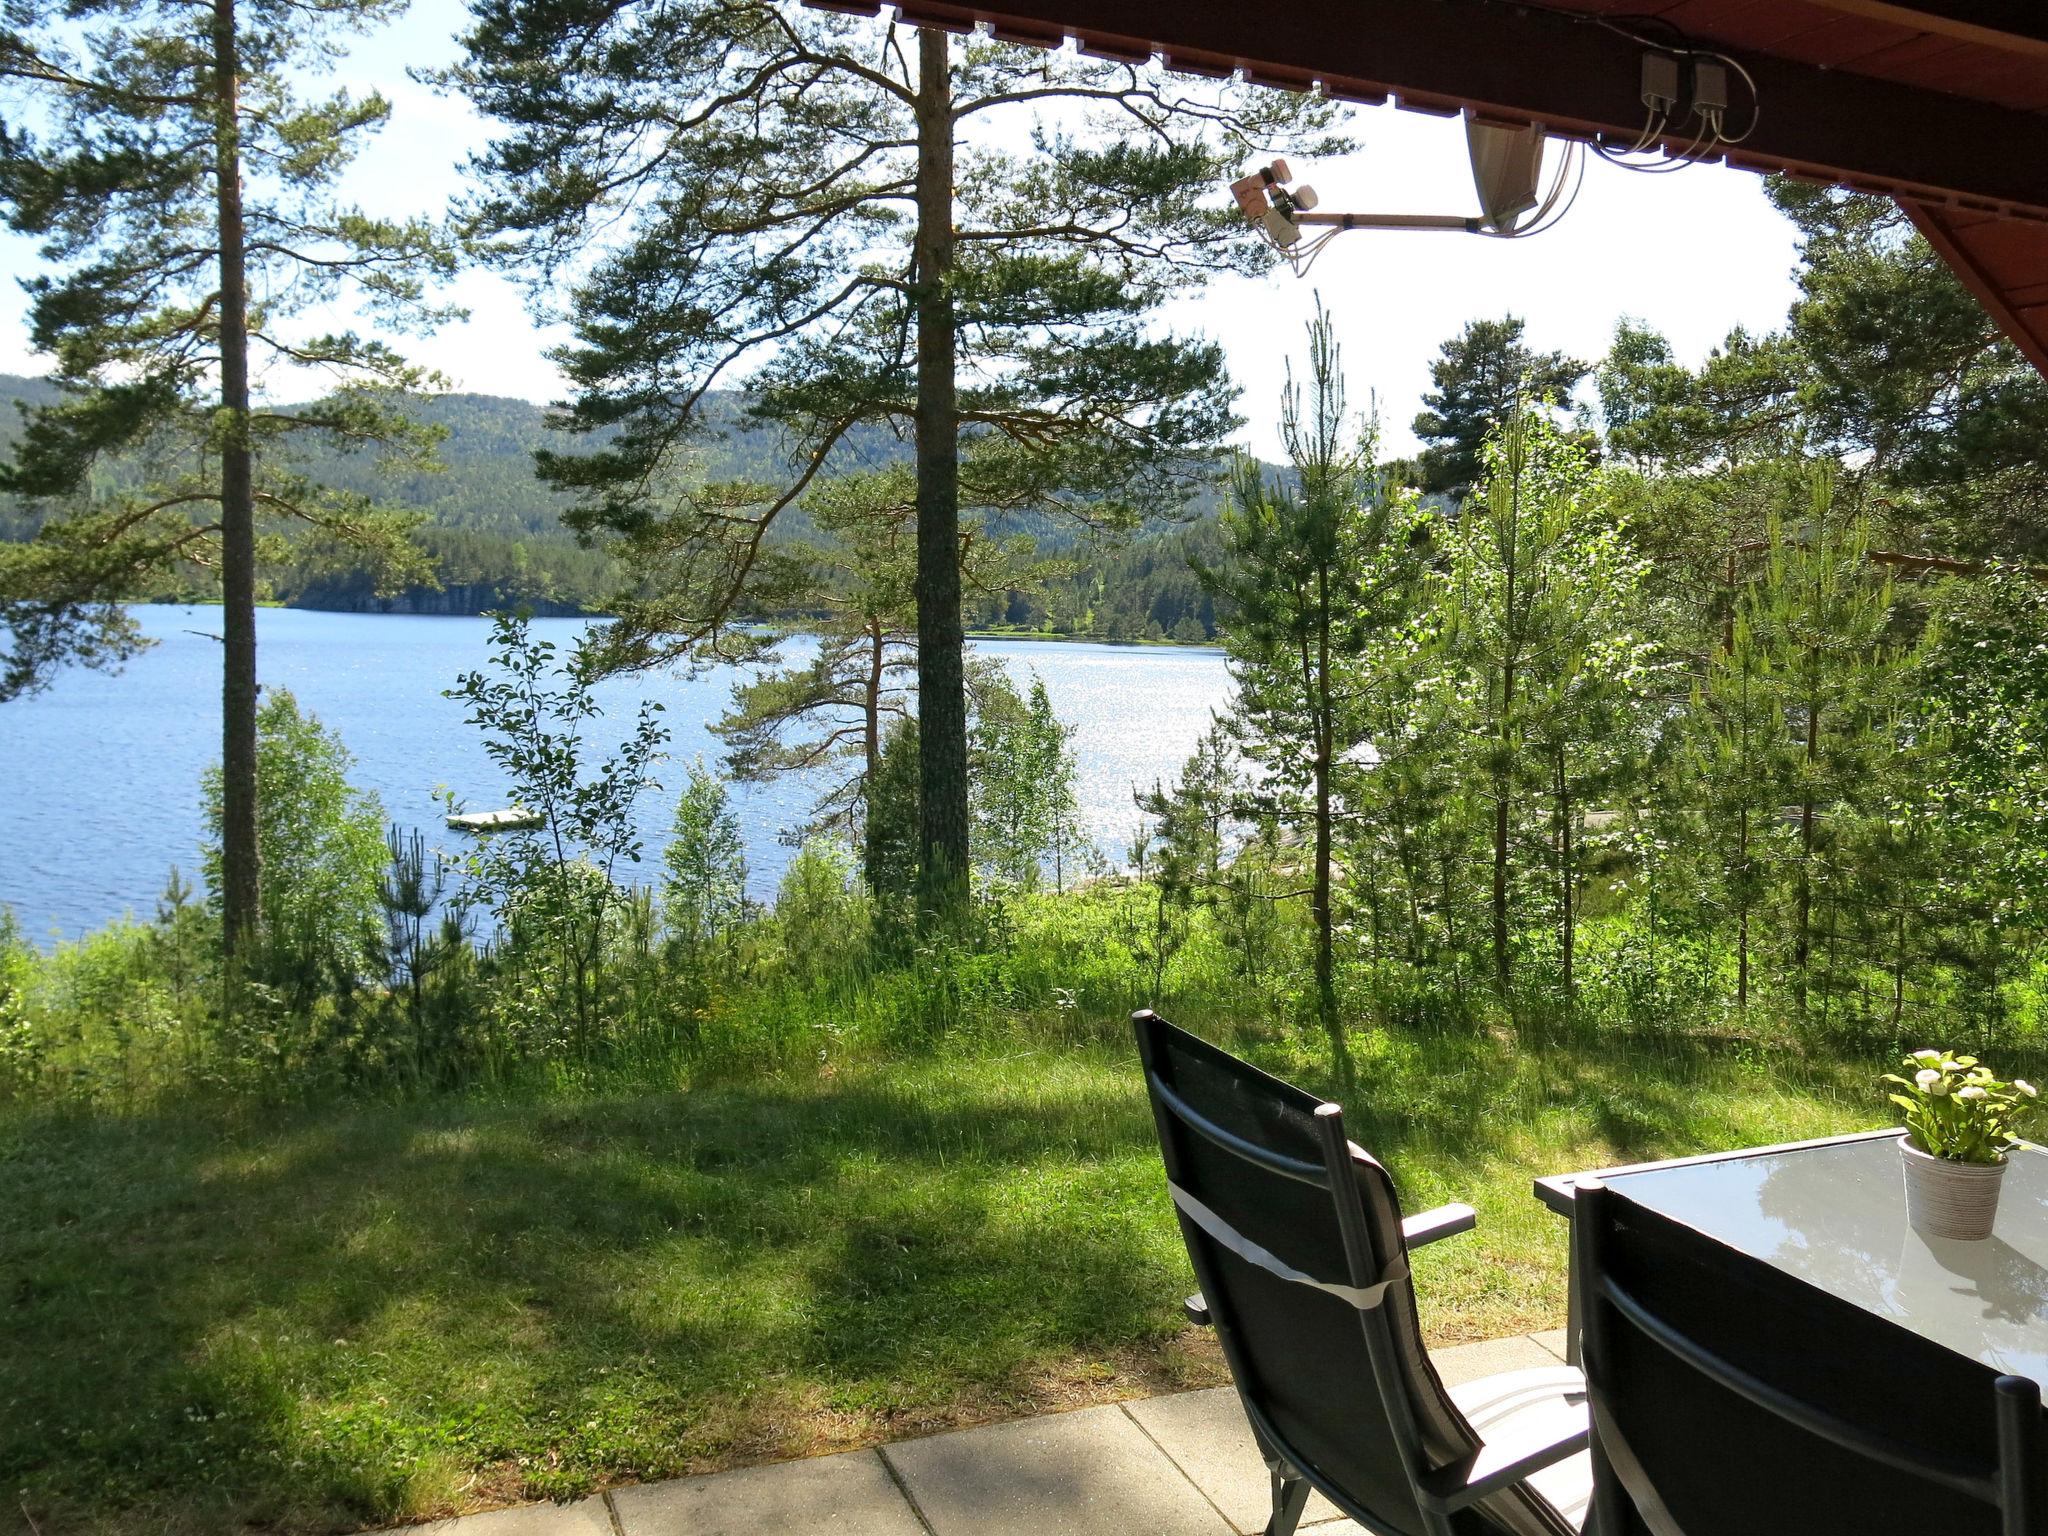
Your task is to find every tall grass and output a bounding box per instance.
[10,867,2048,1117]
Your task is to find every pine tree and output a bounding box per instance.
[1519,506,1655,998]
[0,0,454,957]
[1684,599,1782,1012]
[1596,318,1708,473]
[1744,470,1909,1021]
[1337,599,1461,973]
[1439,406,1619,995]
[1917,565,2048,1025]
[710,467,1036,893]
[1412,316,1584,499]
[449,4,1344,924]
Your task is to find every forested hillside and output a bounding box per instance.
[0,374,1239,633]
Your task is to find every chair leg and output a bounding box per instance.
[1589,1423,1629,1536]
[1265,1467,1313,1536]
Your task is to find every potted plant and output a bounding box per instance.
[1884,1049,2039,1240]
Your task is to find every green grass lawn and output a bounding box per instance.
[2,1021,1876,1534]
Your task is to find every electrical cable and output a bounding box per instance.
[1599,117,1715,173]
[1573,10,1762,162]
[1496,140,1586,237]
[1706,50,1760,143]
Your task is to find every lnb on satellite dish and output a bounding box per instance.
[1229,159,1294,223]
[1261,205,1302,246]
[1229,111,1577,263]
[1231,159,1322,246]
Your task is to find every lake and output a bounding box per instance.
[0,606,1233,942]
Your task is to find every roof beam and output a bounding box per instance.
[1793,2,2048,59]
[1902,200,2048,374]
[848,0,2048,218]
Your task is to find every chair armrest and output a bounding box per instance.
[1415,1422,1590,1514]
[1184,1292,1211,1326]
[1402,1203,1478,1249]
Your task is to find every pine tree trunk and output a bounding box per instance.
[861,615,886,895]
[1398,833,1423,963]
[1555,747,1574,1000]
[1492,680,1513,994]
[1441,851,1465,1007]
[1305,614,1344,1084]
[1735,803,1750,1010]
[1493,506,1517,996]
[1796,701,1819,1012]
[212,0,260,963]
[912,27,966,926]
[1892,889,1908,1028]
[1314,739,1339,1068]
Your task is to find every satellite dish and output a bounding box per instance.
[1228,117,1580,265]
[1466,119,1546,233]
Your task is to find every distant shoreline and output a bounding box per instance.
[135,600,1226,651]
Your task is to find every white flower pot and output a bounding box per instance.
[1899,1134,2007,1241]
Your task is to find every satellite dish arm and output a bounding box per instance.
[1294,211,1481,232]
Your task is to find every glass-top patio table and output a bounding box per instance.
[1534,1129,2048,1381]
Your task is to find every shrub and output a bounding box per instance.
[203,689,387,1014]
[0,907,41,1098]
[449,612,668,1053]
[663,760,748,1002]
[21,919,190,1104]
[770,840,870,988]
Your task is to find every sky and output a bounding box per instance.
[0,0,1807,461]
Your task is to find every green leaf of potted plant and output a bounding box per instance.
[1884,1049,2040,1240]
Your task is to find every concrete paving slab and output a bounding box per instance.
[1431,1334,1566,1387]
[884,1401,1235,1536]
[610,1448,924,1535]
[1531,1328,1571,1362]
[1122,1336,1569,1532]
[368,1495,615,1536]
[1123,1387,1342,1534]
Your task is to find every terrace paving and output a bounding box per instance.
[372,1330,1571,1536]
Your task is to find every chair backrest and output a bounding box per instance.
[1133,1010,1564,1536]
[1575,1177,2048,1536]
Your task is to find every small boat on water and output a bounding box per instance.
[446,807,545,833]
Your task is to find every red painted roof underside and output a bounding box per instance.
[1544,1,2048,374]
[1540,3,2048,376]
[1542,1,2048,113]
[849,0,2048,376]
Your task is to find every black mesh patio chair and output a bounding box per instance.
[1574,1176,2048,1536]
[1134,1010,1591,1536]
